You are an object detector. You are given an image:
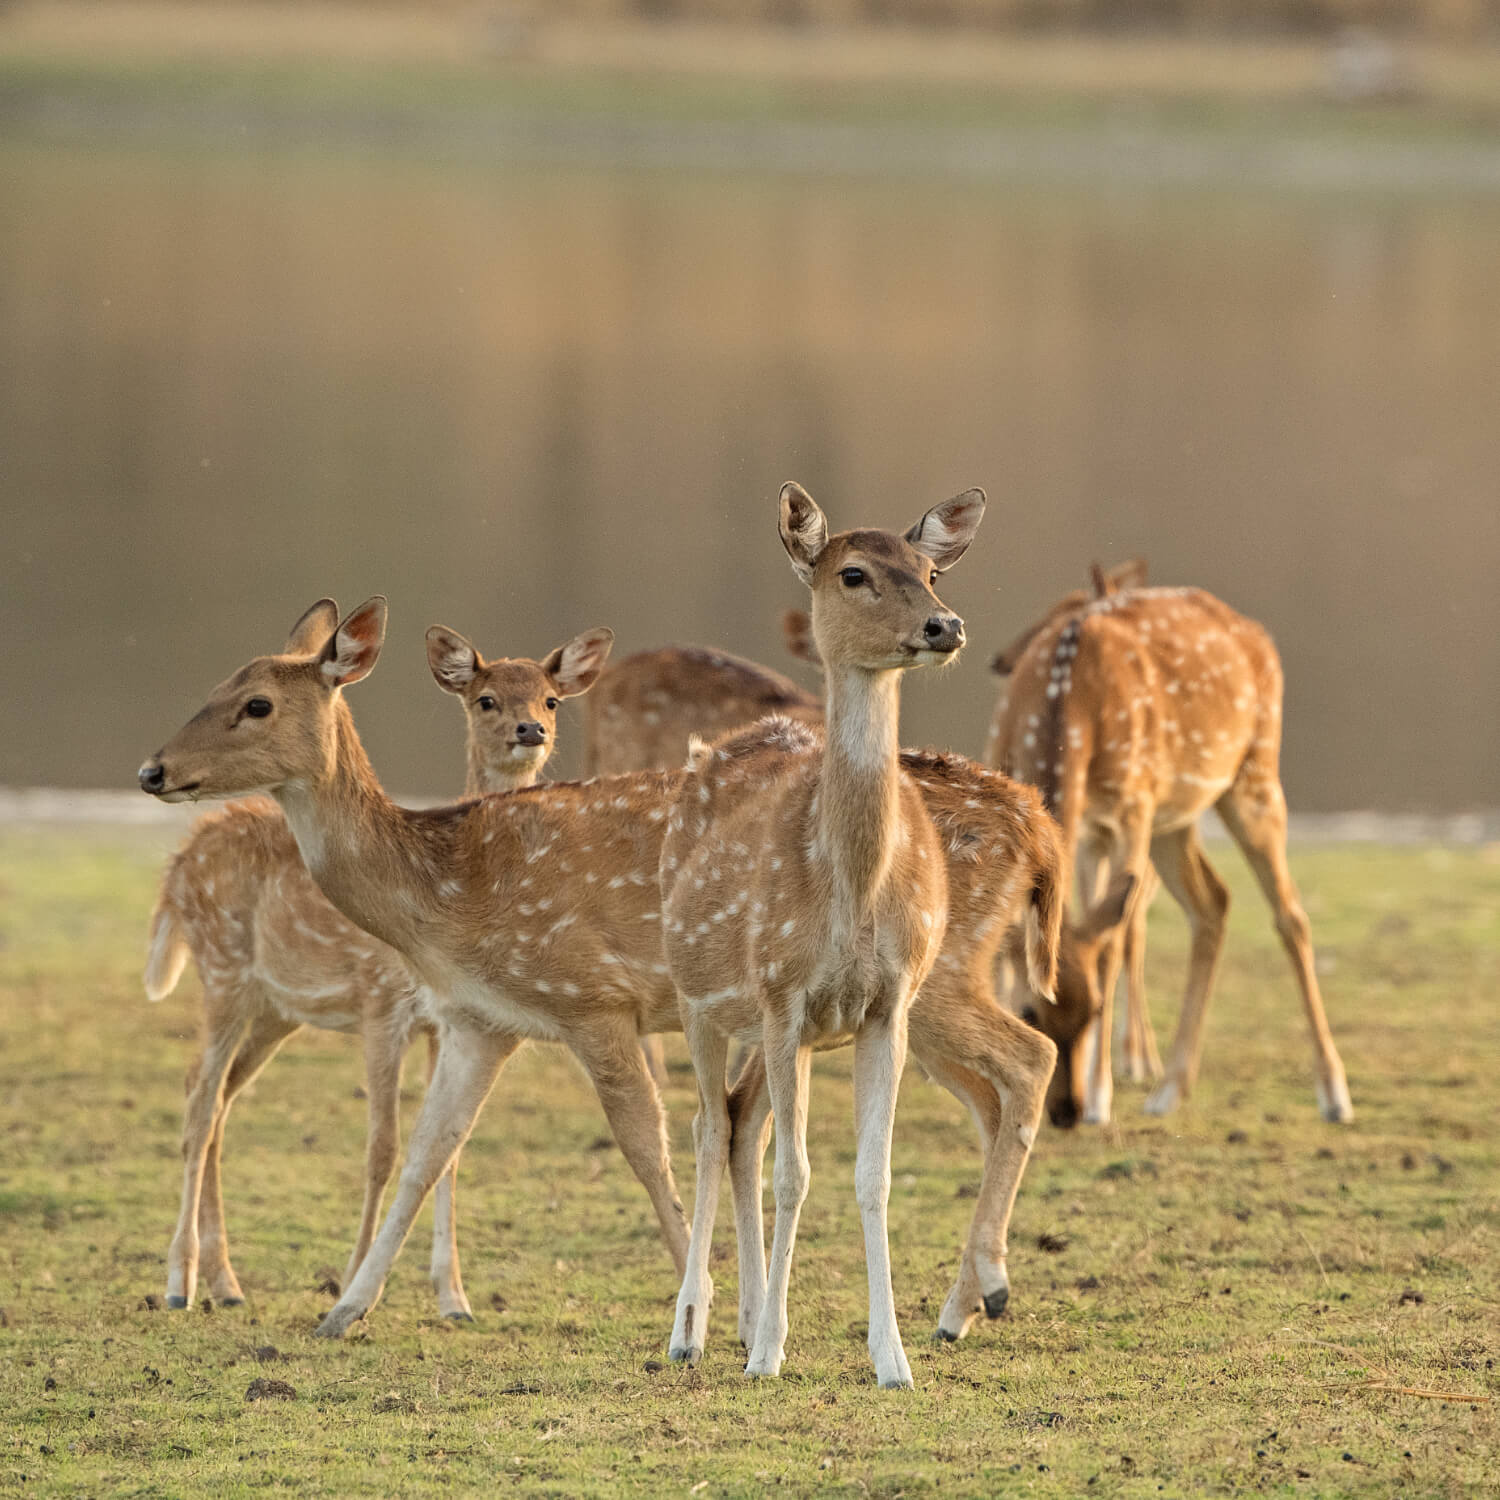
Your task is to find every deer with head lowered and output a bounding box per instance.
[139,598,709,1337]
[142,616,613,1313]
[993,585,1353,1128]
[663,483,1016,1388]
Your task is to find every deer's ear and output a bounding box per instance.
[1110,557,1149,592]
[426,625,480,694]
[780,608,820,667]
[905,488,986,572]
[285,599,339,657]
[320,597,387,688]
[543,627,614,698]
[779,483,828,586]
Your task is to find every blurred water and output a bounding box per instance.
[2,141,1496,810]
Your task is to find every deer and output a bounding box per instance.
[588,650,1072,1343]
[661,482,1046,1388]
[139,597,713,1338]
[141,619,614,1314]
[992,585,1354,1129]
[139,589,1062,1352]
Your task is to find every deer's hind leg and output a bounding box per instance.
[168,996,252,1309]
[196,1010,300,1304]
[1143,824,1231,1117]
[1217,776,1353,1123]
[342,1015,407,1296]
[910,979,1056,1343]
[1119,866,1163,1084]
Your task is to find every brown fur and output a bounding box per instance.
[992,585,1353,1128]
[141,622,620,1314]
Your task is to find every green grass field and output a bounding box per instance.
[1,823,1496,1496]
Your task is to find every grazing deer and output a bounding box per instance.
[993,586,1353,1127]
[139,598,709,1338]
[983,559,1164,1089]
[664,483,1008,1387]
[142,619,613,1313]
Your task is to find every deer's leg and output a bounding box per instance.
[726,1047,774,1349]
[1144,825,1231,1117]
[669,1014,731,1366]
[640,1034,667,1088]
[745,1020,812,1380]
[342,1021,405,1296]
[913,990,1055,1343]
[573,1020,690,1277]
[197,1012,299,1305]
[1082,821,1150,1125]
[167,1012,250,1308]
[420,1029,475,1322]
[852,1004,914,1389]
[1217,779,1353,1123]
[315,1024,520,1338]
[1120,866,1163,1084]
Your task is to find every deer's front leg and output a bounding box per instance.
[669,1014,731,1366]
[851,1007,913,1389]
[316,1024,520,1338]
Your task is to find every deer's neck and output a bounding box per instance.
[466,745,541,799]
[816,665,904,922]
[274,701,443,953]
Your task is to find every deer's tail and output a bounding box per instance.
[143,898,190,1002]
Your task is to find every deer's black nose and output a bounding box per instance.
[138,761,166,794]
[923,615,965,652]
[515,722,547,747]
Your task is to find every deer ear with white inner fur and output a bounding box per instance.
[285,599,340,657]
[905,488,986,572]
[543,627,615,698]
[779,482,829,585]
[320,597,387,688]
[425,625,481,694]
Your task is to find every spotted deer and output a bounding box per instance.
[663,484,1040,1388]
[138,599,707,1337]
[142,619,613,1313]
[994,586,1353,1128]
[139,589,1060,1351]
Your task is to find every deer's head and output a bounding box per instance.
[426,625,613,784]
[1017,873,1135,1129]
[138,597,386,802]
[777,482,985,673]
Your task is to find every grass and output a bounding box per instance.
[5,7,1500,160]
[0,823,1497,1495]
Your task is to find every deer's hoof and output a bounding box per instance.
[983,1287,1010,1320]
[165,1295,189,1310]
[443,1311,475,1323]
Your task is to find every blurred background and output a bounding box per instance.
[2,1,1497,812]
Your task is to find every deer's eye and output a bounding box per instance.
[545,697,559,711]
[840,567,865,588]
[930,570,938,585]
[245,698,273,719]
[477,696,496,711]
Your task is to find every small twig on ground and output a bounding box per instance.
[1295,1227,1332,1292]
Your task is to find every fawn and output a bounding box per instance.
[663,484,1008,1387]
[992,585,1353,1127]
[143,614,612,1312]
